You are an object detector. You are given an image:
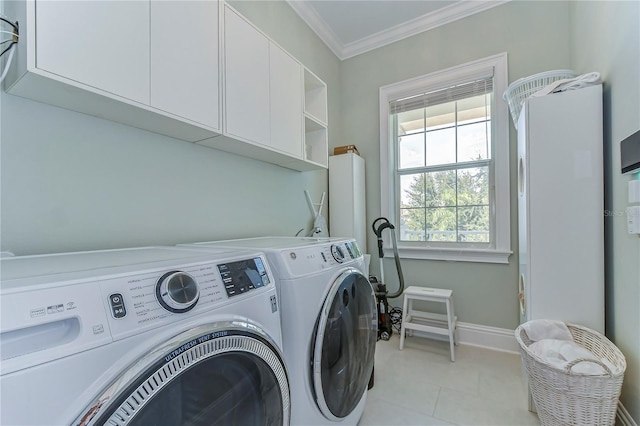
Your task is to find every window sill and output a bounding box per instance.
[393,245,512,264]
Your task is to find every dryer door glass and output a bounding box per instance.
[313,270,376,420]
[77,325,289,426]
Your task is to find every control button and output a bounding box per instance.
[156,271,200,313]
[109,293,127,319]
[331,244,345,263]
[260,273,270,286]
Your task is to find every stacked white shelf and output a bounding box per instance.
[303,69,328,168]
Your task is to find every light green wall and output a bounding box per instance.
[570,1,640,421]
[0,1,339,255]
[340,1,573,330]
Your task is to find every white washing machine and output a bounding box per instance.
[0,246,289,426]
[179,237,377,426]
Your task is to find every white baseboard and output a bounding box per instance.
[406,320,519,354]
[617,402,638,426]
[456,321,520,353]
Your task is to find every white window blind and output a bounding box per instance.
[390,75,494,115]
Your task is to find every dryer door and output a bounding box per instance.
[75,322,289,426]
[312,268,377,421]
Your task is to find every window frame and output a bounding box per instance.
[379,53,511,264]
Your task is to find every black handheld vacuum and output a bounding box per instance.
[370,217,405,341]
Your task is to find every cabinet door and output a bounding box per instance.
[224,7,270,146]
[269,44,303,158]
[35,0,149,104]
[151,0,219,130]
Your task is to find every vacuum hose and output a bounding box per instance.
[371,217,405,299]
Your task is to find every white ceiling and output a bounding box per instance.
[287,0,509,60]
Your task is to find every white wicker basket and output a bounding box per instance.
[515,323,626,426]
[503,69,578,127]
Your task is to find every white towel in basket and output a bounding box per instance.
[521,319,573,342]
[529,339,617,375]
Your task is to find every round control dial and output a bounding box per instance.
[156,271,200,313]
[330,244,345,263]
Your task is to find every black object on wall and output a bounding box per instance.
[621,130,640,174]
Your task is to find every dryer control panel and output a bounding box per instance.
[280,240,363,278]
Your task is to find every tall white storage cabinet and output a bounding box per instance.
[329,154,367,251]
[517,85,604,334]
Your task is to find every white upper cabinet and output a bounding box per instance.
[221,5,310,165]
[4,1,326,170]
[35,1,150,104]
[218,5,321,169]
[223,6,270,146]
[4,0,218,141]
[150,0,220,130]
[269,44,303,158]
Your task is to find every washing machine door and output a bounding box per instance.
[74,322,289,426]
[312,268,377,421]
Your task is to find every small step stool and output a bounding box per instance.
[399,286,457,361]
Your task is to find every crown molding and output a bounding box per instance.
[286,0,345,59]
[287,1,510,61]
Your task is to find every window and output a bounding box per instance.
[379,53,511,263]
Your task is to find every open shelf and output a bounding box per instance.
[304,114,328,167]
[304,68,327,125]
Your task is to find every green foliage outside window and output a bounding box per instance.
[400,166,490,242]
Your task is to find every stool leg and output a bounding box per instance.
[399,295,408,350]
[446,298,455,362]
[404,296,413,336]
[451,297,458,345]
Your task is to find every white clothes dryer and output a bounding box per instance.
[179,237,377,426]
[0,246,289,426]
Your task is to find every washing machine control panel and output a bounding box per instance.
[100,256,273,340]
[0,250,275,375]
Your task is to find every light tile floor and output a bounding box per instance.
[359,334,541,426]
